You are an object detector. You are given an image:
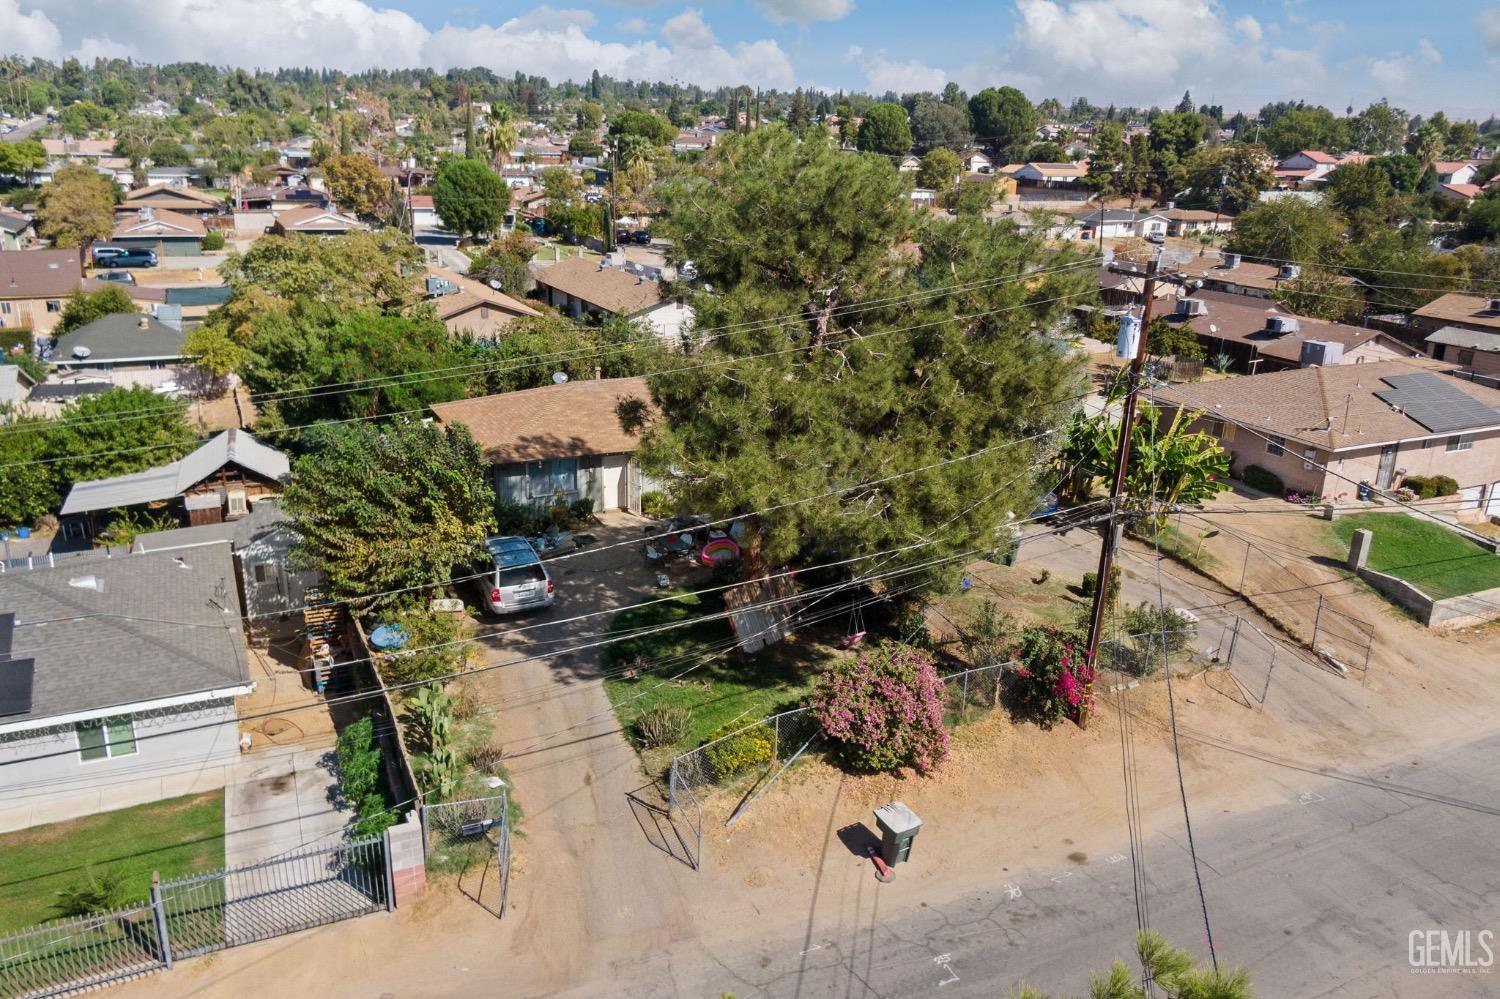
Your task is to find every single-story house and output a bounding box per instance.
[431,376,657,513]
[673,129,720,154]
[131,498,323,622]
[1434,161,1479,187]
[268,207,366,237]
[410,194,440,229]
[1412,294,1500,378]
[532,255,694,347]
[0,544,252,831]
[425,267,541,339]
[142,165,202,189]
[1078,209,1168,240]
[1157,290,1414,372]
[109,208,206,256]
[59,429,291,544]
[1158,207,1235,236]
[1154,359,1500,515]
[50,312,187,391]
[0,210,34,251]
[962,150,994,174]
[1172,253,1349,300]
[0,249,84,337]
[1097,265,1177,309]
[1012,161,1087,187]
[898,155,921,173]
[38,138,116,162]
[1440,183,1483,202]
[1274,150,1340,186]
[1425,326,1500,379]
[121,183,223,217]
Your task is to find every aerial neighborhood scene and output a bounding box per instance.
[2,1,1500,996]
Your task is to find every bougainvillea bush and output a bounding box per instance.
[1012,625,1094,728]
[810,642,950,775]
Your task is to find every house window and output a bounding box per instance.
[253,563,274,584]
[46,300,61,313]
[1446,434,1474,452]
[1302,448,1318,470]
[1266,435,1287,457]
[1457,349,1475,366]
[76,715,138,762]
[1205,419,1225,437]
[528,458,579,499]
[0,302,10,314]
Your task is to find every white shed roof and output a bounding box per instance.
[61,429,290,516]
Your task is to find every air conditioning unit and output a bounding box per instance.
[1221,253,1240,269]
[1265,315,1300,335]
[1175,298,1209,317]
[1299,340,1344,367]
[226,489,249,519]
[424,277,456,296]
[1278,263,1301,280]
[1488,298,1500,313]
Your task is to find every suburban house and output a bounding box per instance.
[132,498,323,622]
[1012,161,1087,188]
[1153,359,1500,516]
[410,194,440,229]
[1158,207,1235,236]
[1173,253,1337,300]
[38,138,116,163]
[1156,290,1415,372]
[0,544,252,831]
[121,183,223,217]
[109,208,206,256]
[142,165,202,189]
[1097,265,1178,309]
[0,210,34,251]
[268,207,367,237]
[424,267,542,339]
[673,129,720,154]
[59,429,291,544]
[532,256,695,346]
[1434,161,1480,187]
[1413,294,1500,378]
[897,154,921,173]
[50,312,188,390]
[0,249,83,337]
[1274,150,1340,186]
[431,376,657,514]
[962,150,994,174]
[1078,209,1168,240]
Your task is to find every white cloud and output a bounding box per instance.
[755,0,853,26]
[1480,6,1500,50]
[617,15,648,34]
[1367,39,1442,90]
[862,54,947,95]
[0,0,794,89]
[843,44,863,62]
[662,8,715,49]
[1233,14,1261,41]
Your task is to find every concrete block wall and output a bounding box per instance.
[385,813,427,907]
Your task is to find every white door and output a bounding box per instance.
[600,457,626,511]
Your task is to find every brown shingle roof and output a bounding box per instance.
[1413,293,1500,332]
[1153,360,1500,451]
[430,376,654,462]
[111,208,207,239]
[275,207,365,232]
[425,266,540,321]
[121,183,221,210]
[532,256,665,316]
[0,249,84,299]
[1165,291,1412,364]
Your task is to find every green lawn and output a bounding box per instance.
[0,791,224,934]
[1334,513,1500,601]
[602,590,833,771]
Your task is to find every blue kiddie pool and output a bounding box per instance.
[368,623,411,650]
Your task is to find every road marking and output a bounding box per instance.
[1002,882,1023,900]
[1049,871,1074,884]
[1107,853,1126,864]
[934,954,960,986]
[799,945,822,955]
[1299,791,1326,804]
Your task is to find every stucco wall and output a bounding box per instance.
[0,698,242,832]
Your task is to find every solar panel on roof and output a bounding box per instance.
[0,658,34,717]
[1375,372,1500,434]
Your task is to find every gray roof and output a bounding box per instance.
[131,498,293,553]
[0,211,31,234]
[61,430,291,516]
[1426,325,1500,353]
[0,365,33,407]
[53,312,187,365]
[0,544,248,724]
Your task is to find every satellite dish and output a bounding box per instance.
[488,279,502,290]
[72,345,92,359]
[1208,324,1218,334]
[552,371,569,384]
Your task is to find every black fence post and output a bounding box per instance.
[150,871,172,970]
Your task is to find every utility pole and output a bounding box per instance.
[1082,251,1163,723]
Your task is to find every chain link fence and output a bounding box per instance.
[421,793,510,917]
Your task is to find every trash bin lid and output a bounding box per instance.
[874,801,921,835]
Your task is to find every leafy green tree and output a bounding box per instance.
[58,100,110,136]
[1024,141,1067,162]
[1348,100,1408,154]
[1227,198,1345,264]
[917,148,962,190]
[1466,190,1500,241]
[1323,161,1395,237]
[1144,317,1204,360]
[322,153,391,218]
[1273,266,1365,321]
[184,325,250,380]
[146,139,191,167]
[968,86,1037,159]
[457,313,667,396]
[48,387,197,486]
[576,101,603,132]
[649,125,1091,581]
[1261,106,1348,158]
[1084,123,1125,196]
[1181,144,1274,214]
[37,164,117,248]
[56,285,137,334]
[432,157,510,240]
[467,230,536,298]
[1014,930,1255,999]
[0,415,61,528]
[283,420,496,610]
[909,98,970,153]
[218,229,422,319]
[607,109,676,146]
[856,103,913,156]
[0,139,46,178]
[1370,153,1423,193]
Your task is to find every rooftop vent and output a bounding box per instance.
[137,316,149,329]
[1175,298,1208,317]
[1265,315,1300,336]
[67,575,103,592]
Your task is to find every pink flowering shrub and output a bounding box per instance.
[1012,625,1094,728]
[810,642,950,775]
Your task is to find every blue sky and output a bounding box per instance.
[4,0,1498,117]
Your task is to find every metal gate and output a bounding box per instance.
[421,794,511,917]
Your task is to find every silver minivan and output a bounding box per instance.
[476,536,555,615]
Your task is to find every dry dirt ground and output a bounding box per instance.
[115,495,1500,998]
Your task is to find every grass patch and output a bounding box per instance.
[0,791,224,933]
[0,328,31,354]
[1334,513,1500,601]
[602,590,832,771]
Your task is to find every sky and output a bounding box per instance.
[2,0,1498,118]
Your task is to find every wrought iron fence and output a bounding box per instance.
[0,836,388,999]
[421,793,511,917]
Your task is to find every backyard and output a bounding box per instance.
[0,792,224,934]
[1334,513,1500,601]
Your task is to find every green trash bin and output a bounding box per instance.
[873,801,922,867]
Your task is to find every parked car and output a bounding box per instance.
[91,245,158,268]
[474,535,555,615]
[1145,232,1166,244]
[92,270,136,285]
[629,230,653,245]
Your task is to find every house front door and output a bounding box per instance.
[1376,444,1398,489]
